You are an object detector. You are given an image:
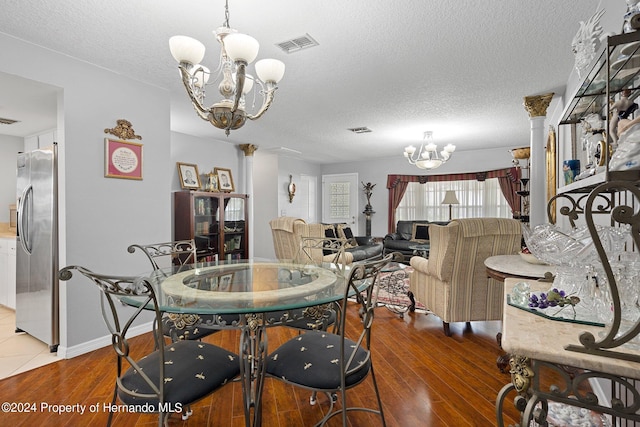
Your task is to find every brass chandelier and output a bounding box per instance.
[169,0,285,135]
[403,131,456,170]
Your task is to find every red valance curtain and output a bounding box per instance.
[386,167,520,233]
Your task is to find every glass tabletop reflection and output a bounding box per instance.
[122,260,347,315]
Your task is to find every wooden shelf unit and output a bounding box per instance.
[174,191,249,262]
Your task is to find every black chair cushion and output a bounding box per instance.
[118,340,240,407]
[322,224,338,255]
[266,331,371,390]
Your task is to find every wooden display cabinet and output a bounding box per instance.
[174,191,248,262]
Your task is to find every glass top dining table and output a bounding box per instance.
[120,259,351,427]
[122,259,349,315]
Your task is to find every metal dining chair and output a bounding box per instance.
[127,240,232,344]
[266,252,398,426]
[59,265,240,426]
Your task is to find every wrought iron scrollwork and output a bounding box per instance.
[565,180,640,363]
[509,355,534,394]
[547,192,613,227]
[497,357,640,426]
[530,361,640,423]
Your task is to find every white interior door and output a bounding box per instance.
[322,173,358,233]
[300,174,317,223]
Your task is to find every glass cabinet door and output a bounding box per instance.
[223,197,245,260]
[193,195,220,261]
[174,191,249,263]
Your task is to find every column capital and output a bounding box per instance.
[239,144,258,156]
[523,93,554,118]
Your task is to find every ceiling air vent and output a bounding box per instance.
[276,34,319,54]
[0,117,19,125]
[347,127,372,134]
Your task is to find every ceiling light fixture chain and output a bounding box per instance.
[223,0,230,29]
[403,131,456,170]
[169,0,285,135]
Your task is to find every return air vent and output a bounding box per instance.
[347,127,372,134]
[0,117,19,125]
[276,34,319,54]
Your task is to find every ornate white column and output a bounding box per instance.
[239,144,257,260]
[523,93,553,227]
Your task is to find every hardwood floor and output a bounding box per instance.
[0,303,523,426]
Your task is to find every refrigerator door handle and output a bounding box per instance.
[17,185,33,254]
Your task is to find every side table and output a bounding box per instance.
[484,254,555,282]
[484,255,556,373]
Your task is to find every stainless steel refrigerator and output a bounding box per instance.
[16,143,59,352]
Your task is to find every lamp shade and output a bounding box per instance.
[224,33,260,63]
[441,190,459,205]
[241,74,254,94]
[255,59,285,83]
[169,35,206,65]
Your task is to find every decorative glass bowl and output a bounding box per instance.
[521,223,629,267]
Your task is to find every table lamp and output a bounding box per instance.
[441,190,459,221]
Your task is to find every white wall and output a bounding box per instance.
[319,147,516,236]
[253,151,279,260]
[0,135,23,222]
[169,131,243,193]
[0,33,173,353]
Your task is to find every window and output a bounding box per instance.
[328,182,351,219]
[396,178,511,221]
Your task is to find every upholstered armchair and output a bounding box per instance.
[409,218,522,336]
[270,216,308,262]
[269,217,354,268]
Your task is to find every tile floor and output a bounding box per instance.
[0,305,61,380]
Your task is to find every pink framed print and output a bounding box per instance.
[105,138,143,180]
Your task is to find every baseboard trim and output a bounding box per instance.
[57,321,153,359]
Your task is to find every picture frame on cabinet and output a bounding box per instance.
[215,167,235,192]
[105,138,143,180]
[177,162,201,190]
[206,170,219,192]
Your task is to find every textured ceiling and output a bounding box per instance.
[0,0,606,164]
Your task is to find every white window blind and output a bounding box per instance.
[396,178,511,221]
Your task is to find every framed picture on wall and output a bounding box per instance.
[105,138,143,180]
[214,167,235,192]
[177,162,201,190]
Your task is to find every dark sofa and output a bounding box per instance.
[323,223,383,261]
[383,220,449,260]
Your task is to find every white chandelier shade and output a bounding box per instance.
[223,33,259,63]
[169,35,206,65]
[255,59,286,83]
[169,0,285,135]
[403,131,455,170]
